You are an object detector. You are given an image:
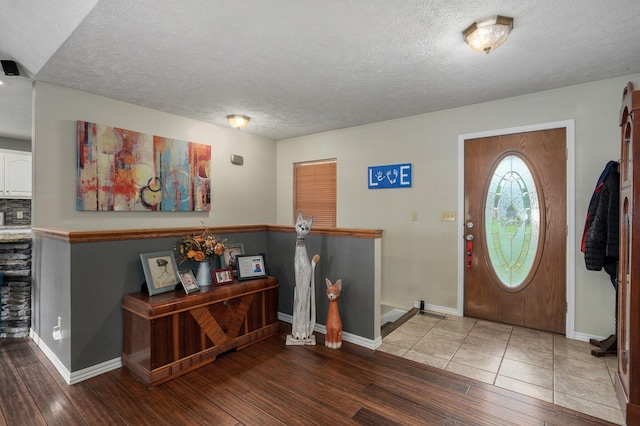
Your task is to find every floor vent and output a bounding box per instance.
[419,310,447,320]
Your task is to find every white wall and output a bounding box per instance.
[32,74,635,338]
[33,82,277,229]
[277,73,640,338]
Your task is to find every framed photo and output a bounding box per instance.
[178,269,199,294]
[140,251,180,295]
[213,268,235,286]
[223,243,245,270]
[236,254,267,280]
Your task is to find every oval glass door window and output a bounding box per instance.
[484,154,540,288]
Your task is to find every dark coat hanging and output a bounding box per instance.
[582,161,619,286]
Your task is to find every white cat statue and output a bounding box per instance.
[286,212,320,345]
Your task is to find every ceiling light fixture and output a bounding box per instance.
[463,15,513,54]
[227,114,250,130]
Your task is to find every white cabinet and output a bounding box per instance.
[0,151,32,198]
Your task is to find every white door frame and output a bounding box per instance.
[457,120,576,338]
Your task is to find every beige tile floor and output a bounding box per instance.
[378,313,624,425]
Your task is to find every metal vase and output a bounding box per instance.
[195,260,213,287]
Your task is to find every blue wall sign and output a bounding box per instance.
[368,163,412,189]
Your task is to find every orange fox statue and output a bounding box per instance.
[325,278,343,349]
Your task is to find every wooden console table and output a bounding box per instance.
[121,276,279,387]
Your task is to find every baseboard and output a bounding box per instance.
[411,302,459,316]
[33,311,386,385]
[278,312,382,350]
[30,313,600,386]
[30,329,121,385]
[30,329,72,384]
[69,358,122,385]
[573,331,608,343]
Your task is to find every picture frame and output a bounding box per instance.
[213,267,235,286]
[223,243,245,270]
[178,269,199,294]
[236,254,267,281]
[140,251,181,295]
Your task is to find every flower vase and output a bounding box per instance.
[195,260,213,287]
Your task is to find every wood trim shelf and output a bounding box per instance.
[31,225,268,243]
[267,224,382,239]
[32,224,383,243]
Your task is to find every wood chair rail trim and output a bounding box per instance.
[32,224,382,243]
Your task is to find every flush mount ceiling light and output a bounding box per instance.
[227,114,250,130]
[463,15,514,54]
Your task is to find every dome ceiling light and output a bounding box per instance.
[463,15,514,54]
[227,114,250,130]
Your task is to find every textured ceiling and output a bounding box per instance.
[2,0,640,141]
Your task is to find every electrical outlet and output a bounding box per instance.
[53,316,62,340]
[16,211,23,219]
[441,211,456,221]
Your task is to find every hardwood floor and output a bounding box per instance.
[0,323,617,425]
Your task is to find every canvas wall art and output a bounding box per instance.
[77,121,211,211]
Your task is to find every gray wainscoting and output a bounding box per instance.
[32,226,379,377]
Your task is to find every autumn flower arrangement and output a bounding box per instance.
[175,225,227,264]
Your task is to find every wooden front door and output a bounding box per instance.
[464,128,567,334]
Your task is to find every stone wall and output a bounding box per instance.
[0,238,31,338]
[0,198,31,227]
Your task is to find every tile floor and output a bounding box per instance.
[378,312,624,425]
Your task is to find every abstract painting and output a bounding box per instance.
[77,121,211,211]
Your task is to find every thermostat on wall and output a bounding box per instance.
[230,154,244,165]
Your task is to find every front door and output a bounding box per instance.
[464,128,567,334]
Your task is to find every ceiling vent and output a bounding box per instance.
[1,60,20,76]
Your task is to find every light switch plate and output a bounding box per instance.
[441,211,456,221]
